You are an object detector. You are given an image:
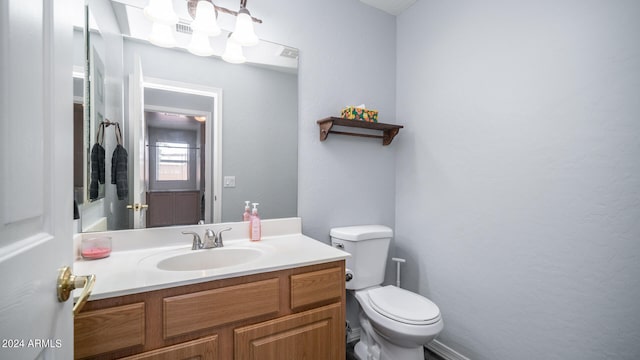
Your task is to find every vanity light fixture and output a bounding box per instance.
[229,1,259,46]
[144,0,179,24]
[143,0,262,63]
[222,34,246,64]
[149,21,177,48]
[187,1,218,56]
[145,0,179,48]
[187,28,215,56]
[190,0,221,36]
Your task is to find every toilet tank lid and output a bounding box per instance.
[330,225,393,241]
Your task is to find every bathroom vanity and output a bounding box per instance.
[73,218,348,360]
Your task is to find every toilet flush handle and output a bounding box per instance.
[345,269,354,282]
[391,257,406,288]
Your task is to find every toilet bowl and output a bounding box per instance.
[356,286,443,347]
[330,225,443,360]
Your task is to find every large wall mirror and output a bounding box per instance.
[73,0,298,233]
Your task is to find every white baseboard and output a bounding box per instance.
[347,326,361,343]
[427,339,470,360]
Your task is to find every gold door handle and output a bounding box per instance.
[57,266,96,316]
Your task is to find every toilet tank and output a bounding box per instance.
[330,225,392,290]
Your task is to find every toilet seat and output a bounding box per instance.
[368,286,441,325]
[355,285,444,349]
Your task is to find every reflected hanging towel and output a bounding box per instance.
[111,144,128,200]
[89,143,106,200]
[73,199,80,220]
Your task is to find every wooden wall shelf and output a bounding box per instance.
[317,117,403,146]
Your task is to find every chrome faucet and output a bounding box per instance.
[181,231,202,250]
[183,228,232,250]
[203,229,217,249]
[211,227,232,248]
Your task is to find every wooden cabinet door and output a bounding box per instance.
[234,303,344,360]
[74,303,146,359]
[120,335,218,360]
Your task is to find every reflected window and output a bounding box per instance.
[156,142,189,181]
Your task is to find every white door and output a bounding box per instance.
[129,56,147,228]
[0,0,76,358]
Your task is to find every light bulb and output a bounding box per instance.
[188,30,214,57]
[148,21,176,48]
[230,8,259,46]
[222,37,246,64]
[144,0,178,25]
[191,1,221,36]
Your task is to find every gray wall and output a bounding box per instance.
[396,1,640,359]
[252,0,398,328]
[257,1,398,240]
[210,0,395,328]
[123,40,298,223]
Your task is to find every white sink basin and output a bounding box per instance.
[151,248,263,271]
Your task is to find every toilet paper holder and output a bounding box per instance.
[392,257,406,288]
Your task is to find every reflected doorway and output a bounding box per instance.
[137,78,222,228]
[145,110,205,227]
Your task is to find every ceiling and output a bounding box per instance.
[359,0,417,16]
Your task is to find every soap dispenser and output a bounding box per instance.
[243,201,251,221]
[250,203,261,241]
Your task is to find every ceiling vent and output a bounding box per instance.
[176,20,193,35]
[279,47,299,59]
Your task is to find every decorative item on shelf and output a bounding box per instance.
[143,0,262,64]
[341,104,379,123]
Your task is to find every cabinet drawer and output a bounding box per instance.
[290,267,343,310]
[74,302,145,359]
[120,335,218,360]
[164,278,280,339]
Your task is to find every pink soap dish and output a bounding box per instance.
[81,237,112,260]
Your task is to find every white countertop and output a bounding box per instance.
[73,218,350,301]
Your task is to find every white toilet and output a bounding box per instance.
[330,225,443,360]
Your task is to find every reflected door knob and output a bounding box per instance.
[126,203,149,211]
